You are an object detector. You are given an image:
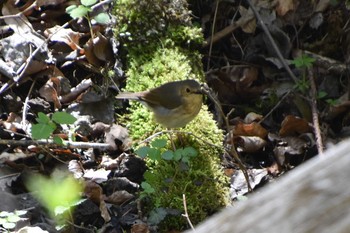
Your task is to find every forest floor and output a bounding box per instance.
[1,0,350,232]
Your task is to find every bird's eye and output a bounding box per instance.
[185,87,191,93]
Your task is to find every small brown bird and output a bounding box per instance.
[116,80,203,128]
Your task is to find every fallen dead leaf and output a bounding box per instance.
[279,115,312,136]
[275,0,299,16]
[231,122,268,139]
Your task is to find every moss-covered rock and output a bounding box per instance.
[113,0,229,231]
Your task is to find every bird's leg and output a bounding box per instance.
[167,129,176,151]
[176,131,185,147]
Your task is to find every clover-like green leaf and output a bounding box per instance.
[93,12,110,24]
[161,150,174,160]
[136,146,150,158]
[52,112,77,124]
[81,0,97,7]
[151,139,167,148]
[31,123,56,140]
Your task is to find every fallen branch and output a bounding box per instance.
[0,139,111,150]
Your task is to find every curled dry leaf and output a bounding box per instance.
[279,115,312,136]
[230,169,268,199]
[105,124,131,151]
[273,136,308,166]
[45,26,83,51]
[84,32,114,67]
[84,180,103,204]
[99,199,111,222]
[68,160,84,179]
[83,168,110,183]
[231,122,268,139]
[244,112,263,123]
[234,136,267,153]
[84,181,110,222]
[60,78,93,104]
[105,190,134,205]
[39,77,62,109]
[275,0,299,16]
[131,221,150,233]
[238,6,256,33]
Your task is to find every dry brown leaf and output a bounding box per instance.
[232,122,268,139]
[279,115,312,136]
[315,0,331,12]
[234,136,267,153]
[92,32,114,62]
[39,77,62,109]
[240,67,258,87]
[105,190,134,205]
[238,6,256,33]
[99,199,111,222]
[131,221,149,233]
[244,112,263,123]
[45,26,82,51]
[60,79,93,104]
[275,0,299,16]
[84,180,103,204]
[266,162,281,175]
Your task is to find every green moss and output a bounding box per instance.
[113,0,229,231]
[147,106,229,230]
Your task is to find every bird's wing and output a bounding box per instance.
[142,82,182,109]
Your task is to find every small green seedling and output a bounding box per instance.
[0,210,27,232]
[291,54,315,93]
[26,170,83,226]
[136,139,198,164]
[66,0,110,24]
[31,111,77,143]
[291,54,315,68]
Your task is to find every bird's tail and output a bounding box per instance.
[115,92,142,100]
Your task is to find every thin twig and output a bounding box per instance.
[259,90,292,124]
[307,67,324,155]
[204,5,255,46]
[245,0,298,84]
[182,194,196,232]
[0,139,111,150]
[202,84,252,192]
[207,0,220,70]
[21,79,36,129]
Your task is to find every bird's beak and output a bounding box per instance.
[195,89,203,95]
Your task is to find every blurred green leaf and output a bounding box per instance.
[52,112,77,124]
[31,123,56,140]
[183,146,198,157]
[66,5,91,19]
[53,135,65,145]
[94,13,110,24]
[148,147,161,160]
[161,150,174,160]
[136,146,150,158]
[81,0,97,6]
[26,171,83,223]
[141,182,155,194]
[36,112,50,124]
[151,139,167,148]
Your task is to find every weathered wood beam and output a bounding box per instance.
[185,139,350,233]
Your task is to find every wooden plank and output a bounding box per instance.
[185,139,350,233]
